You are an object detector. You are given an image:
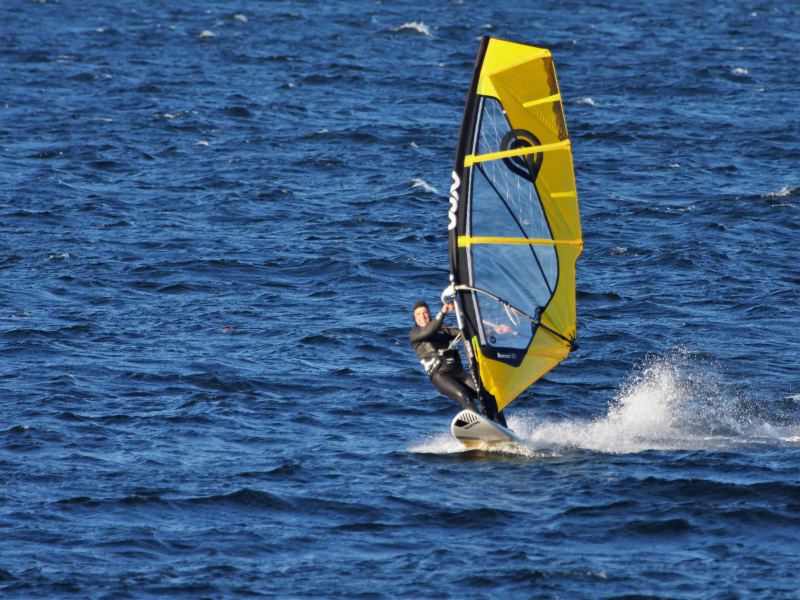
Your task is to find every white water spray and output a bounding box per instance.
[512,352,796,454]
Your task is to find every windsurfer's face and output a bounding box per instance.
[414,307,431,327]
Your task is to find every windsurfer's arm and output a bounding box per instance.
[483,320,513,334]
[442,325,462,341]
[438,302,463,339]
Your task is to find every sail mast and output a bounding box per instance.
[448,36,491,403]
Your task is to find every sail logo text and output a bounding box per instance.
[448,171,460,231]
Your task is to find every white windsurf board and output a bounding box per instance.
[450,409,525,448]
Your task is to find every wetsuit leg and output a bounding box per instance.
[435,371,508,426]
[450,371,508,427]
[430,370,479,412]
[454,371,477,394]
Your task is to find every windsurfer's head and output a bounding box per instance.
[413,300,430,327]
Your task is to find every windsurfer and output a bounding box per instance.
[409,300,507,426]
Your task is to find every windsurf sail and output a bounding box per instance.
[446,36,582,413]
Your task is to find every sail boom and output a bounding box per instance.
[453,284,576,348]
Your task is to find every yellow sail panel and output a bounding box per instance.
[474,244,581,411]
[451,37,582,412]
[473,329,570,412]
[476,39,551,99]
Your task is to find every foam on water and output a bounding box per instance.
[408,432,465,454]
[408,431,539,458]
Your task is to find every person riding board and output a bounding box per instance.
[409,300,507,427]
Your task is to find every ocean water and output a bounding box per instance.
[1,0,799,597]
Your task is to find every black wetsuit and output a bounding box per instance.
[409,311,479,412]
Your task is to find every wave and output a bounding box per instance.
[411,178,439,194]
[392,22,432,36]
[762,185,799,198]
[613,517,695,536]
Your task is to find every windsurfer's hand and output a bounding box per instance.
[442,302,455,313]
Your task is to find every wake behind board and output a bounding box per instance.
[451,409,525,448]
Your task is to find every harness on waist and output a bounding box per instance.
[420,349,459,376]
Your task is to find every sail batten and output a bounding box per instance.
[522,94,562,109]
[449,36,582,413]
[457,236,582,247]
[464,139,571,167]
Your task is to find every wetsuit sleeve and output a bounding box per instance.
[408,311,445,344]
[442,325,461,339]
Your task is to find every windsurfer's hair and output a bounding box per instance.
[413,300,429,312]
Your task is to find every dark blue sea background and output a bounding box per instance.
[2,0,799,597]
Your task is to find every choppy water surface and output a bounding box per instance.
[1,1,799,597]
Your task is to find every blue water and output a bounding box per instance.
[2,1,799,597]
